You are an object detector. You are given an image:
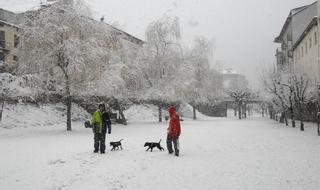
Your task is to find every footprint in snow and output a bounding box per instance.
[48,159,66,165]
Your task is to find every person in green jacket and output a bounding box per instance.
[92,103,111,154]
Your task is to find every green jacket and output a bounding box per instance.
[91,109,111,134]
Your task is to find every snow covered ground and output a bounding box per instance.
[1,106,320,190]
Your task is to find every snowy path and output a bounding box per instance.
[1,117,320,190]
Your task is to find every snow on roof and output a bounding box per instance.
[0,19,20,29]
[274,1,317,43]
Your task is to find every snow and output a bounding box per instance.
[124,104,158,123]
[1,105,320,190]
[124,103,210,123]
[0,103,90,130]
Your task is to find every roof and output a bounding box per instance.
[0,19,20,29]
[102,22,145,45]
[274,2,316,43]
[292,17,317,50]
[85,17,145,45]
[1,3,144,46]
[39,2,145,46]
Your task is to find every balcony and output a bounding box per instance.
[275,48,284,66]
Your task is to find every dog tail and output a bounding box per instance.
[159,139,162,143]
[119,139,123,142]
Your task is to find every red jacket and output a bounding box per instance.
[167,106,181,137]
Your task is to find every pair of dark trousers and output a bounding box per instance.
[167,135,179,154]
[94,133,106,152]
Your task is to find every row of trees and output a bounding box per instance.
[12,1,223,130]
[261,65,320,135]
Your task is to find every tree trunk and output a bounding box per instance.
[284,115,288,126]
[225,103,228,117]
[262,108,264,117]
[238,103,242,120]
[65,74,72,131]
[0,101,4,122]
[192,105,197,120]
[66,96,72,131]
[119,108,127,125]
[269,108,273,119]
[317,122,320,136]
[290,108,295,127]
[243,104,247,118]
[279,112,284,123]
[158,104,162,122]
[300,121,304,131]
[234,107,237,117]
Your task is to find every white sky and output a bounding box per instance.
[0,0,317,89]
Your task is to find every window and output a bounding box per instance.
[309,37,312,49]
[13,55,18,62]
[14,35,19,48]
[0,31,5,48]
[305,42,308,54]
[0,52,4,66]
[315,32,318,45]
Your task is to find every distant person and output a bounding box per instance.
[167,106,181,157]
[91,103,111,154]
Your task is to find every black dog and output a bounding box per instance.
[110,139,123,151]
[144,139,165,152]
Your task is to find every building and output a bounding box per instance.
[0,1,144,70]
[274,2,317,70]
[0,9,20,69]
[292,17,319,81]
[221,68,248,91]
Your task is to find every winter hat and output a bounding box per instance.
[99,103,105,110]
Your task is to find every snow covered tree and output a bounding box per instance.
[229,90,251,119]
[17,1,115,130]
[290,72,314,131]
[261,64,315,130]
[142,13,184,122]
[184,36,221,119]
[261,66,294,126]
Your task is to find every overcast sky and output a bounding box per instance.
[0,0,317,89]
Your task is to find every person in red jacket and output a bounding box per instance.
[167,106,181,157]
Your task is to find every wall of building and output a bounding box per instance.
[293,24,320,81]
[222,73,248,91]
[275,2,317,70]
[0,23,19,66]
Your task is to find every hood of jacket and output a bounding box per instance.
[168,106,176,117]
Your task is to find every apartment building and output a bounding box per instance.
[274,2,317,71]
[0,8,20,69]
